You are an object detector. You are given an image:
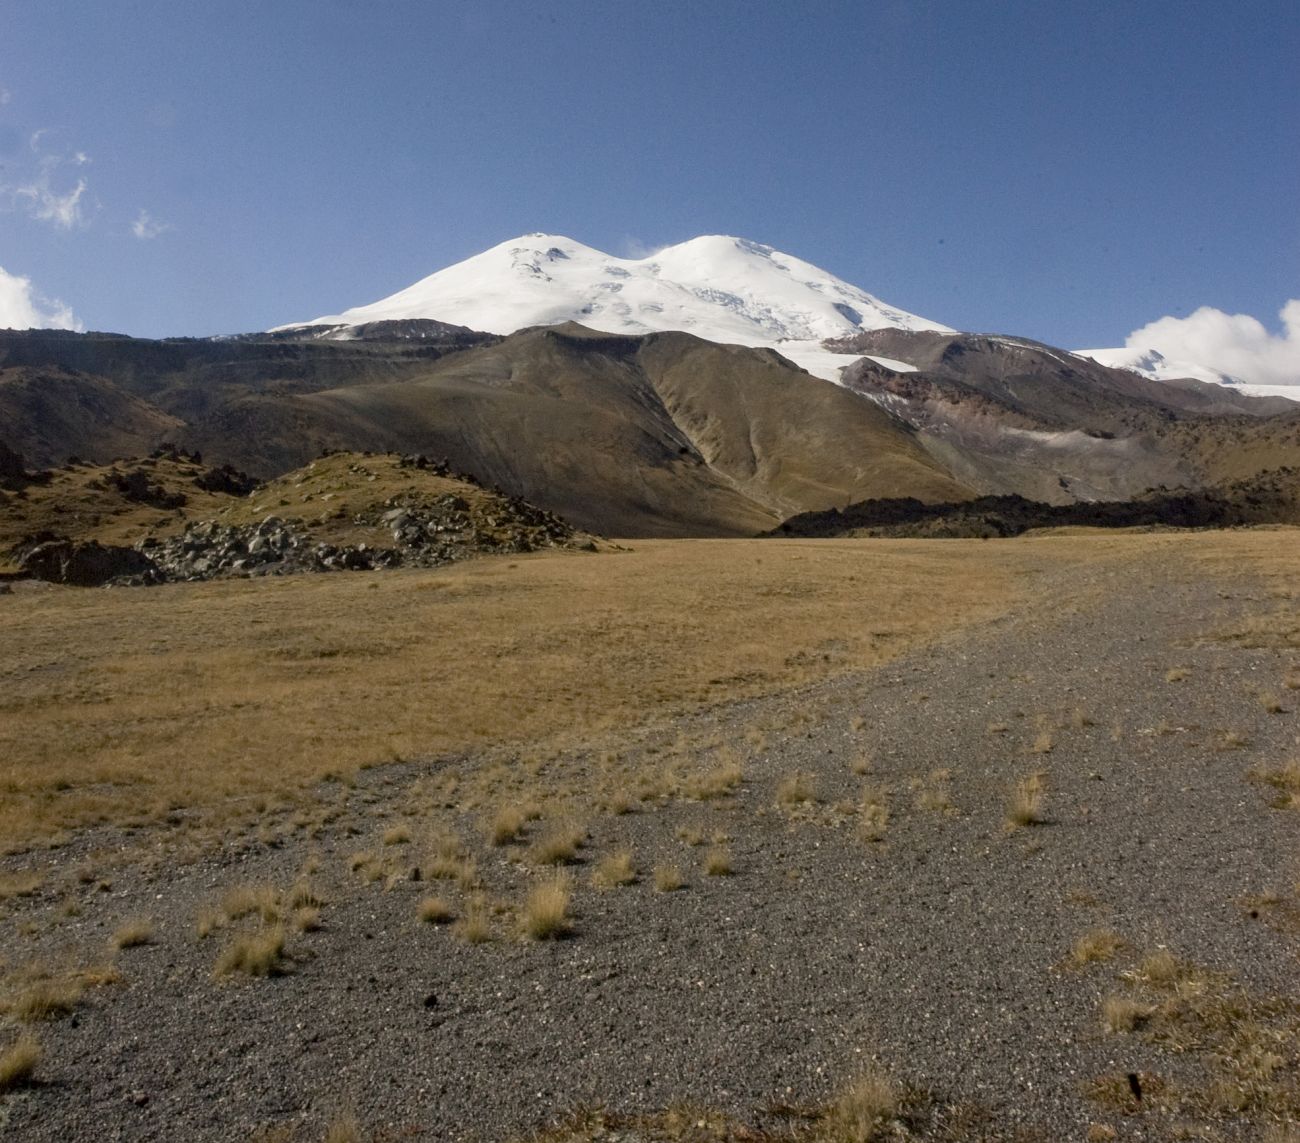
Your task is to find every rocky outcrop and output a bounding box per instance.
[19,539,158,586]
[134,488,583,584]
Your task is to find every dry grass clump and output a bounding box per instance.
[858,782,891,842]
[1006,771,1047,828]
[1258,690,1287,714]
[1029,730,1054,755]
[1251,759,1300,809]
[915,769,954,814]
[423,834,477,884]
[418,896,455,924]
[1071,930,1124,967]
[591,850,636,889]
[776,771,818,807]
[382,823,411,845]
[0,1033,41,1092]
[287,880,325,909]
[1166,667,1190,682]
[684,753,744,801]
[111,917,154,949]
[653,864,684,892]
[323,1112,364,1143]
[488,806,526,845]
[0,871,42,902]
[1101,993,1155,1033]
[222,883,281,924]
[527,821,586,866]
[521,873,573,940]
[703,845,733,877]
[453,896,493,944]
[1135,948,1184,988]
[291,906,321,933]
[5,976,84,1022]
[817,1068,901,1142]
[213,926,286,978]
[850,750,873,776]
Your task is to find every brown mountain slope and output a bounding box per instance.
[0,325,970,537]
[180,325,970,536]
[0,367,184,466]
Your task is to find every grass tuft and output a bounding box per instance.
[1006,771,1047,828]
[776,771,818,806]
[489,806,526,846]
[1071,930,1124,967]
[653,864,684,892]
[522,873,573,939]
[1101,994,1155,1033]
[704,845,733,877]
[222,883,281,924]
[818,1068,901,1142]
[111,917,154,949]
[6,977,83,1022]
[453,896,493,944]
[527,821,585,866]
[1251,759,1300,809]
[858,783,890,842]
[0,1033,41,1092]
[324,1112,364,1143]
[213,926,286,978]
[292,906,321,933]
[417,896,454,924]
[591,849,636,889]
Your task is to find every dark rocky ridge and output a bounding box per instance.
[826,330,1300,505]
[772,467,1300,539]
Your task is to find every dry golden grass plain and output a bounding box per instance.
[0,529,1295,853]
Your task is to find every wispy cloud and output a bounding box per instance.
[0,265,81,330]
[2,133,93,230]
[0,87,11,106]
[1124,300,1300,388]
[131,208,173,240]
[617,236,666,260]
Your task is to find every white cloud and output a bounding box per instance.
[0,87,11,106]
[3,136,92,230]
[131,208,173,240]
[0,266,81,330]
[1123,300,1300,388]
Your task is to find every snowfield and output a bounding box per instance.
[1075,346,1300,403]
[275,233,951,382]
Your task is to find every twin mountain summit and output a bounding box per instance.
[3,234,1298,540]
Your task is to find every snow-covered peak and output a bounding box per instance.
[275,233,951,381]
[1073,345,1300,402]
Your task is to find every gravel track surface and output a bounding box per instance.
[1,555,1297,1141]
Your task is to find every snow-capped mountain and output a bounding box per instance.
[275,234,950,381]
[1075,346,1300,403]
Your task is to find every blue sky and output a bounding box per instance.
[1,0,1296,351]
